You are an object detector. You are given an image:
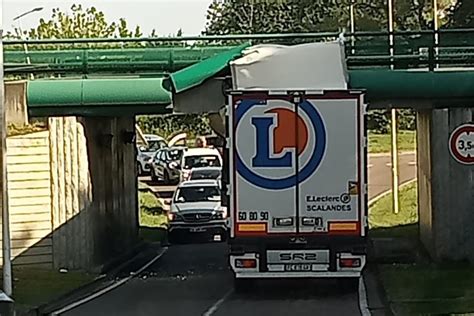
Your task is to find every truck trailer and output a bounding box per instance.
[223,42,368,289]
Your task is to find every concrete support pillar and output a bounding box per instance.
[417,107,474,262]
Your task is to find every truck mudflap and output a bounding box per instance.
[230,250,366,279]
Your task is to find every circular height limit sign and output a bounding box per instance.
[449,123,474,165]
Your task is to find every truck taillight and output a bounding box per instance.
[339,258,361,268]
[235,259,257,269]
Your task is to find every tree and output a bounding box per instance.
[447,0,474,27]
[7,4,141,40]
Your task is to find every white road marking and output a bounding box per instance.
[358,276,372,316]
[408,161,417,166]
[202,289,233,316]
[367,164,373,168]
[51,247,168,315]
[385,163,392,167]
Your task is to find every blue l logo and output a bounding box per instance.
[251,117,292,168]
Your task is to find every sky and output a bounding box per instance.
[2,0,212,36]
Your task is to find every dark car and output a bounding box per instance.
[150,147,186,184]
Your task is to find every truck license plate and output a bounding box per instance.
[284,264,312,272]
[189,227,206,233]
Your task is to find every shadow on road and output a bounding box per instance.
[233,278,358,300]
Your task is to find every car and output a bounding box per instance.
[180,147,223,182]
[188,166,221,181]
[168,180,227,242]
[136,134,168,175]
[150,146,186,184]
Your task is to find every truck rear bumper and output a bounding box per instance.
[234,271,362,279]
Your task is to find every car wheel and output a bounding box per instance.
[163,170,170,185]
[150,169,159,183]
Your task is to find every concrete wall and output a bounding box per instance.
[0,116,139,271]
[49,116,139,270]
[5,81,28,126]
[418,107,474,262]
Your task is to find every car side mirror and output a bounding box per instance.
[163,199,171,206]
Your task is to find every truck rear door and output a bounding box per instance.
[230,91,365,238]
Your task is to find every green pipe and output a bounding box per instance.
[27,78,171,107]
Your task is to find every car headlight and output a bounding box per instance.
[213,206,227,219]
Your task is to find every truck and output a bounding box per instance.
[223,42,368,289]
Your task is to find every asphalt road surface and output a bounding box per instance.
[63,153,416,315]
[368,152,417,200]
[64,242,360,316]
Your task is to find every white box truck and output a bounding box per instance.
[224,42,367,289]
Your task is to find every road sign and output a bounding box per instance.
[449,123,474,165]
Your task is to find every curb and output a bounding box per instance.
[30,242,163,316]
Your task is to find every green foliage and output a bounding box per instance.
[367,109,416,134]
[447,0,474,27]
[7,121,48,137]
[204,0,457,38]
[136,114,212,139]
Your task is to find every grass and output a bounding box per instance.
[380,263,474,315]
[369,181,418,230]
[138,190,168,243]
[1,267,94,310]
[368,130,416,154]
[369,182,474,315]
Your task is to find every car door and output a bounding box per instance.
[155,151,165,178]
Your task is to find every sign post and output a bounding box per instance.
[0,7,13,296]
[449,124,474,165]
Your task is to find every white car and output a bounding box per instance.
[180,147,223,182]
[168,180,228,241]
[137,134,168,175]
[188,166,221,181]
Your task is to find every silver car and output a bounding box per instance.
[168,180,227,241]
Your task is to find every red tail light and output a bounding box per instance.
[235,259,257,268]
[339,258,361,268]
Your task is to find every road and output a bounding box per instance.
[65,243,360,316]
[368,152,417,200]
[62,152,416,315]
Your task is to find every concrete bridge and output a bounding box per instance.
[3,30,474,267]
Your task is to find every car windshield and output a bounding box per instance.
[147,140,167,152]
[184,155,221,169]
[190,169,221,180]
[174,186,220,203]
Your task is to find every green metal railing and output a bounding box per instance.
[5,28,474,76]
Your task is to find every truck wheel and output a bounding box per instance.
[234,278,254,294]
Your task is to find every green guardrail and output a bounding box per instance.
[5,29,474,76]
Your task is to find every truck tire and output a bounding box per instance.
[233,278,254,294]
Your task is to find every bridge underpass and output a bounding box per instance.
[4,30,474,268]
